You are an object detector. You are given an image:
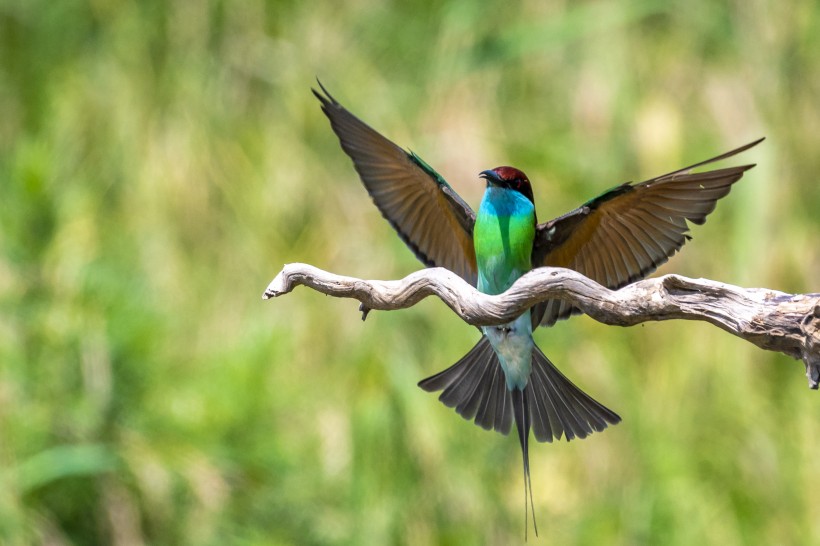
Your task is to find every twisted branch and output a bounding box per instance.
[263,264,820,389]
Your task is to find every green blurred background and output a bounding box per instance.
[1,0,819,544]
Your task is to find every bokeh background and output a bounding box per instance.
[2,0,819,544]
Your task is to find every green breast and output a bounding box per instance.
[474,187,535,295]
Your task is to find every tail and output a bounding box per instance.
[418,335,513,435]
[418,336,621,441]
[420,337,620,539]
[512,387,538,539]
[527,344,622,442]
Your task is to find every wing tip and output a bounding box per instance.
[717,136,766,160]
[311,78,339,110]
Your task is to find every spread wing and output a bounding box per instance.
[532,138,764,327]
[314,83,478,285]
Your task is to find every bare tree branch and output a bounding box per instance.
[263,263,820,389]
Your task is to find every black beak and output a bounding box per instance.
[479,170,501,184]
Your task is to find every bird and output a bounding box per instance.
[312,82,762,537]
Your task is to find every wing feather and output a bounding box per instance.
[314,84,478,284]
[533,138,763,326]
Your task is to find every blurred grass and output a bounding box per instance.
[1,0,819,544]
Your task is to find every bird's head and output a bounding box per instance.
[479,167,534,204]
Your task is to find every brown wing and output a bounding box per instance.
[532,138,764,327]
[314,83,478,285]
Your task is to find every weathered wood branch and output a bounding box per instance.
[263,263,820,389]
